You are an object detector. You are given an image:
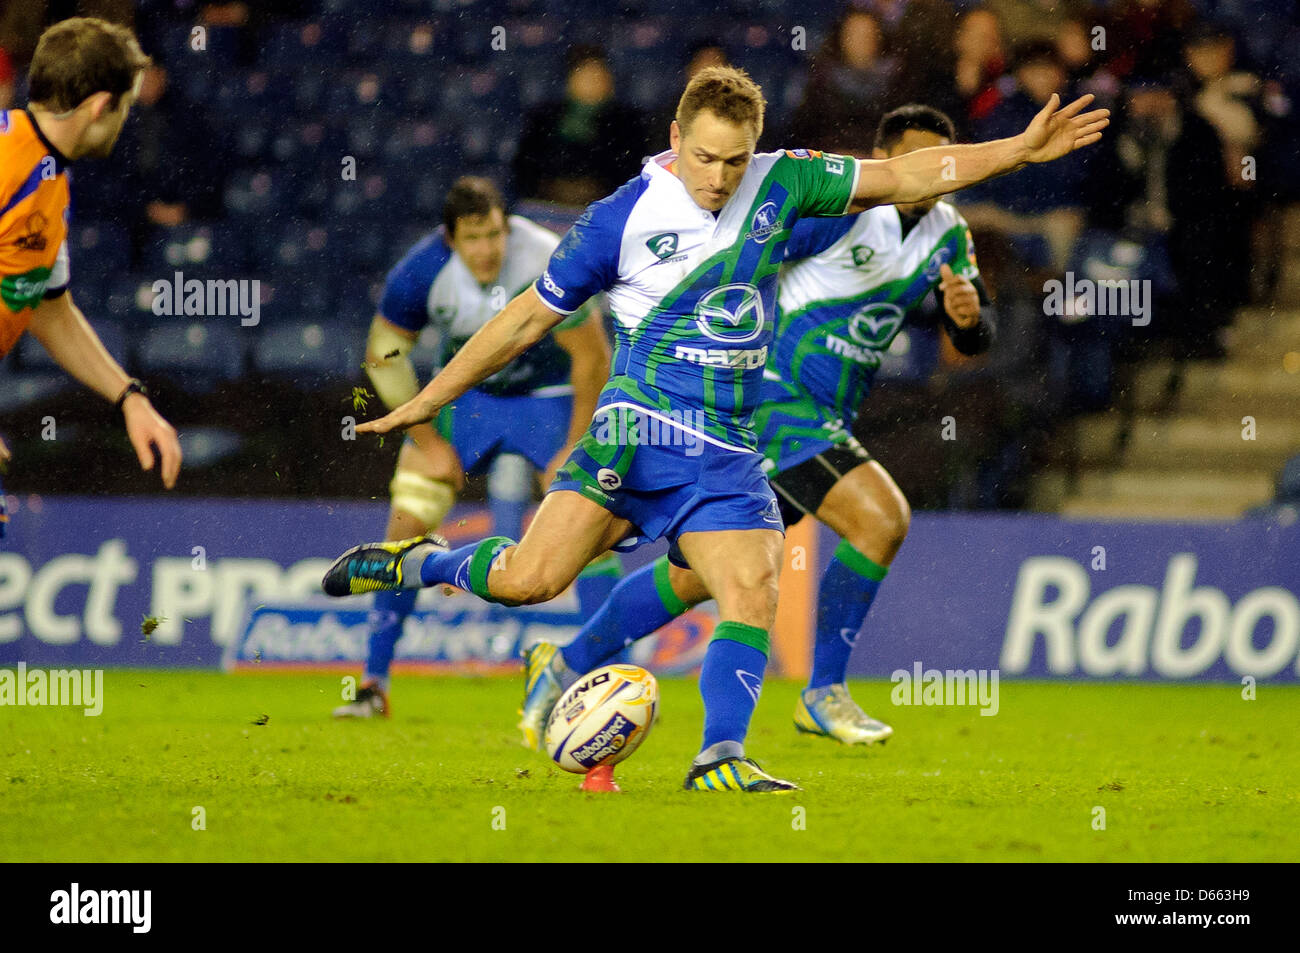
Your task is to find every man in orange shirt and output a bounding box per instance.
[1,18,181,531]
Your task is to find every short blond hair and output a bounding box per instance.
[675,65,766,140]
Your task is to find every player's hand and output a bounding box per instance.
[939,264,981,328]
[406,423,465,491]
[122,394,182,489]
[1018,92,1109,164]
[356,396,440,436]
[0,434,10,468]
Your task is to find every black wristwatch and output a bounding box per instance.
[114,378,148,411]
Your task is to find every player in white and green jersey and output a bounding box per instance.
[529,105,997,746]
[324,68,1108,792]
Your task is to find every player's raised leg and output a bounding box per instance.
[675,528,799,793]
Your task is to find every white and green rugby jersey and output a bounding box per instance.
[534,148,858,451]
[380,214,587,396]
[771,200,979,420]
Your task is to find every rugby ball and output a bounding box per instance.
[544,664,658,773]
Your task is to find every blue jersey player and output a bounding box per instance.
[324,68,1108,790]
[332,177,615,718]
[521,105,999,747]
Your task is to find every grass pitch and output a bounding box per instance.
[1,671,1295,862]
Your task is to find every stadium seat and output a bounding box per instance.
[339,225,395,273]
[343,17,385,64]
[231,118,274,165]
[251,319,359,384]
[223,169,292,220]
[261,20,346,70]
[326,71,402,118]
[101,274,162,324]
[259,223,347,276]
[261,272,336,323]
[140,223,243,276]
[67,220,131,288]
[382,17,453,66]
[176,427,245,469]
[330,171,402,221]
[0,371,70,411]
[381,117,458,169]
[334,276,383,325]
[270,119,337,169]
[440,67,521,119]
[340,113,387,162]
[396,70,440,116]
[137,320,247,391]
[374,163,450,224]
[286,67,332,114]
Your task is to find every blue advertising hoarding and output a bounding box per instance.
[1,496,1296,681]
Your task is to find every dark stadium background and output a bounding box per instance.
[1,0,1297,520]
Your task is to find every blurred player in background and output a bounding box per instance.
[323,67,1106,791]
[333,176,615,717]
[522,105,996,747]
[1,17,181,537]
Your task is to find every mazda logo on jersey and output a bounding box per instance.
[847,302,905,348]
[694,282,766,344]
[646,232,679,260]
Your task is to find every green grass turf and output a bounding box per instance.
[1,671,1295,862]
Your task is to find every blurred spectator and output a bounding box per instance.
[513,45,649,206]
[787,6,899,154]
[987,0,1088,47]
[1182,21,1262,187]
[869,0,955,53]
[71,63,227,259]
[1103,0,1200,83]
[1055,15,1122,105]
[0,45,13,109]
[958,41,1089,271]
[907,6,1008,138]
[1107,73,1253,358]
[1,0,134,64]
[1179,23,1262,340]
[649,39,729,145]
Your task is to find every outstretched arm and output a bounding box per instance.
[848,93,1109,212]
[358,286,565,435]
[27,291,181,488]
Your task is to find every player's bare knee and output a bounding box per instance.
[881,494,911,549]
[716,569,779,622]
[730,562,780,594]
